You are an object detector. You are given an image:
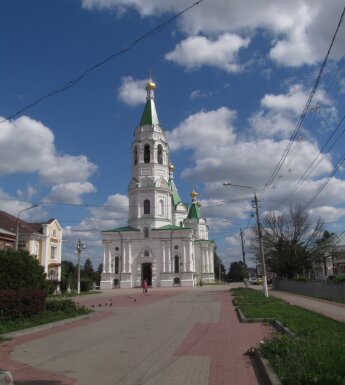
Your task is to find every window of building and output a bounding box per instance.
[144,249,150,257]
[180,221,183,227]
[144,227,149,238]
[50,246,57,260]
[133,145,138,165]
[157,144,163,164]
[115,256,120,274]
[52,229,56,237]
[174,255,180,273]
[144,144,150,163]
[159,199,164,216]
[144,199,150,214]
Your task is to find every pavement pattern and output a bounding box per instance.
[1,287,270,385]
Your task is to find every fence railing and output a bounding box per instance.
[273,278,345,301]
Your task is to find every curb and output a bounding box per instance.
[3,311,98,339]
[233,305,294,385]
[254,349,282,385]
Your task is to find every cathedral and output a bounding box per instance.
[100,80,214,288]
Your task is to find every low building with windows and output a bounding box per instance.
[0,210,62,280]
[100,80,214,289]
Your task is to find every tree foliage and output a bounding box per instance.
[213,245,225,281]
[227,261,248,282]
[251,205,335,279]
[0,249,46,290]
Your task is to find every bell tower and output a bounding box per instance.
[128,80,173,229]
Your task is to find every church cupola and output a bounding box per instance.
[139,79,159,127]
[187,190,201,220]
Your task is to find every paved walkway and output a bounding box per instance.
[250,284,345,322]
[0,287,270,385]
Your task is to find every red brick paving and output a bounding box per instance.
[174,291,270,385]
[0,312,112,385]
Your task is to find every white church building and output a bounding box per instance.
[100,80,214,289]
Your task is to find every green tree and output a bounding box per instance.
[60,260,77,292]
[228,261,248,282]
[0,249,46,290]
[81,258,95,280]
[251,205,335,279]
[213,245,225,281]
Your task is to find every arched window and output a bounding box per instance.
[144,144,150,163]
[157,144,163,164]
[174,255,180,273]
[133,145,138,165]
[115,256,120,274]
[144,227,149,238]
[144,199,150,214]
[159,199,164,216]
[52,229,56,237]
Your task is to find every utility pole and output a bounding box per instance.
[240,229,246,266]
[76,239,86,295]
[253,194,269,298]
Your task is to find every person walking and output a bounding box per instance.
[143,279,148,294]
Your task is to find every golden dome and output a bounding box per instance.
[146,80,156,91]
[169,162,174,172]
[190,190,198,199]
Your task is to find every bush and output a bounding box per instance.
[0,289,46,320]
[328,275,345,283]
[0,249,46,290]
[46,298,77,312]
[80,278,92,292]
[46,280,60,295]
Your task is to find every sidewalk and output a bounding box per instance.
[251,285,345,322]
[1,287,271,385]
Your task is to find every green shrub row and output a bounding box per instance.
[0,289,46,320]
[46,298,77,312]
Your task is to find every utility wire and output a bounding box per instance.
[260,5,345,198]
[0,0,204,124]
[273,112,345,210]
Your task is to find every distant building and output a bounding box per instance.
[333,244,345,275]
[0,210,62,280]
[100,80,215,289]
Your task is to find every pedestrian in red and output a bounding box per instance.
[143,279,148,294]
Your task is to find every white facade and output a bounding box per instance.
[101,80,214,288]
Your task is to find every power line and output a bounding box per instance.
[273,112,345,210]
[260,5,345,198]
[0,0,204,124]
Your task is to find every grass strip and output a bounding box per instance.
[231,288,345,385]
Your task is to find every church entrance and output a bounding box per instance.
[141,263,152,286]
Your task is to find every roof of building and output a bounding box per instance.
[168,178,183,207]
[187,202,201,220]
[139,81,159,127]
[152,225,192,231]
[102,226,139,233]
[0,210,57,235]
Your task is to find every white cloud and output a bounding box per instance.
[118,76,147,106]
[167,107,237,153]
[82,0,345,69]
[46,182,97,204]
[0,116,97,185]
[165,33,250,73]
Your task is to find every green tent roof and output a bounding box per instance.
[139,99,159,127]
[187,203,201,220]
[168,178,182,207]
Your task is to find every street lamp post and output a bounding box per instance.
[223,182,269,297]
[76,239,86,295]
[15,204,39,251]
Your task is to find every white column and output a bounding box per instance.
[168,246,171,272]
[206,249,210,273]
[162,242,166,272]
[128,242,132,273]
[182,242,186,271]
[122,242,126,273]
[188,240,193,272]
[202,249,206,273]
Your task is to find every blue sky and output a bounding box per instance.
[1,0,345,269]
